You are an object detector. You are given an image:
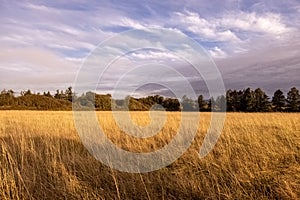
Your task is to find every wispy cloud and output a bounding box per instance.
[0,46,78,91]
[209,47,228,59]
[0,0,299,95]
[219,11,293,35]
[172,10,241,42]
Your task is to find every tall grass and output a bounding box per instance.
[0,111,299,199]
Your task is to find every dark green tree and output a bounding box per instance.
[65,86,74,102]
[95,94,112,111]
[241,88,255,112]
[286,87,300,112]
[0,89,15,106]
[226,90,243,112]
[226,90,234,111]
[162,98,181,111]
[197,94,207,111]
[253,88,269,112]
[272,89,285,111]
[153,95,164,105]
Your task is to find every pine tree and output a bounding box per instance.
[254,88,269,112]
[241,88,255,112]
[286,87,300,112]
[272,89,285,111]
[197,95,205,111]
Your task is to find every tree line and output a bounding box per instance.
[0,86,299,112]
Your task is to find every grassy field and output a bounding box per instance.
[0,111,299,199]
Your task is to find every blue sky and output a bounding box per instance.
[0,0,299,97]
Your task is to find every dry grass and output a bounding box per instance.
[0,111,299,199]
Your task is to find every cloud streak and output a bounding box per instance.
[0,0,299,96]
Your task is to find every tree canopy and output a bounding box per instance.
[0,86,299,112]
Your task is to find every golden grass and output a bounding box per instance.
[0,111,299,199]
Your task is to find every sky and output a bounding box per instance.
[0,0,299,98]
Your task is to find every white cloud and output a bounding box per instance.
[173,10,240,42]
[0,47,79,90]
[172,9,294,44]
[0,18,111,56]
[0,0,299,93]
[209,47,227,58]
[25,3,58,13]
[0,1,118,57]
[120,18,147,29]
[65,57,85,64]
[0,47,73,69]
[215,32,300,92]
[130,51,179,60]
[219,12,292,35]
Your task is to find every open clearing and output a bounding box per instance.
[0,111,299,199]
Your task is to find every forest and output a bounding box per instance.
[0,86,299,112]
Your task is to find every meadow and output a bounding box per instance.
[0,111,299,199]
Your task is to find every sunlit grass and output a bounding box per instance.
[0,111,299,199]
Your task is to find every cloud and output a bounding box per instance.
[24,2,59,13]
[215,32,300,94]
[172,10,241,42]
[209,47,227,58]
[0,0,299,94]
[130,51,179,60]
[119,18,148,29]
[219,12,293,35]
[172,9,295,44]
[0,1,117,58]
[0,47,79,91]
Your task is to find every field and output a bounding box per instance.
[0,111,299,199]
